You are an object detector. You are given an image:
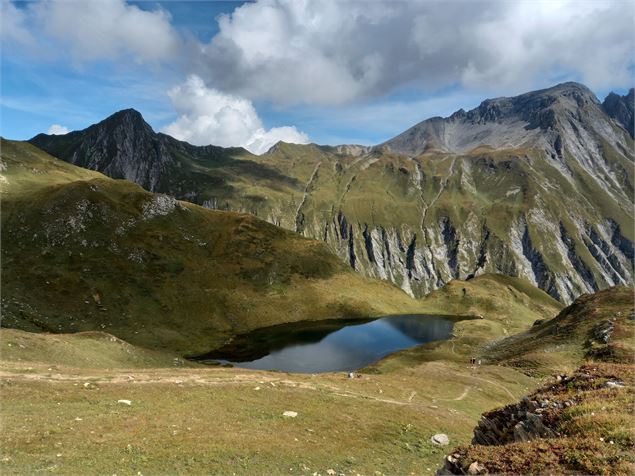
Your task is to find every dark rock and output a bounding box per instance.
[602,88,634,138]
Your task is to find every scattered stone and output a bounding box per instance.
[327,470,336,475]
[117,399,132,406]
[604,380,625,389]
[467,461,486,475]
[254,387,261,391]
[431,433,449,446]
[590,320,614,344]
[282,411,298,418]
[347,372,355,379]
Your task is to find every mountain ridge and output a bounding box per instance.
[26,82,635,304]
[381,82,631,155]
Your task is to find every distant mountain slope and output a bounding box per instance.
[28,82,635,303]
[29,109,295,201]
[0,139,427,355]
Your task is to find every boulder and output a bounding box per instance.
[431,433,450,446]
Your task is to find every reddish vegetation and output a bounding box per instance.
[439,287,635,475]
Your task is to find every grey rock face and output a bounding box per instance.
[602,88,634,138]
[471,395,560,446]
[31,109,174,192]
[29,109,256,198]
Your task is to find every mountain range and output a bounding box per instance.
[28,82,635,303]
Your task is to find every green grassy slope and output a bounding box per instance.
[0,139,429,355]
[486,286,634,376]
[0,329,191,369]
[0,275,565,475]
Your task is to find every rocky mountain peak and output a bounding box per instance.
[381,82,619,156]
[29,108,170,191]
[91,108,155,137]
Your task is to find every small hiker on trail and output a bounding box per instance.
[470,357,476,366]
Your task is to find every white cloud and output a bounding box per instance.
[5,0,633,108]
[47,124,70,135]
[0,0,35,46]
[9,0,180,62]
[198,0,635,105]
[162,75,309,154]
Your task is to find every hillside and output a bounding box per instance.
[0,328,191,369]
[485,285,634,376]
[0,139,429,355]
[29,83,634,304]
[438,286,634,475]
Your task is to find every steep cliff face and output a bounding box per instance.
[29,83,634,303]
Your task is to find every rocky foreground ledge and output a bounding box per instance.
[437,362,634,475]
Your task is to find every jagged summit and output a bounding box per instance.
[29,107,169,190]
[602,88,634,138]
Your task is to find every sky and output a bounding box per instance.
[1,0,634,154]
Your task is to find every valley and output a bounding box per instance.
[1,82,633,475]
[2,0,635,474]
[0,282,631,475]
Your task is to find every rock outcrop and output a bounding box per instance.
[602,88,634,138]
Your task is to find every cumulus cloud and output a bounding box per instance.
[198,0,634,105]
[47,124,70,135]
[8,0,180,62]
[162,75,309,154]
[5,0,633,106]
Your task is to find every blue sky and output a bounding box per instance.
[1,0,633,153]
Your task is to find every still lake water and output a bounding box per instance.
[192,315,457,373]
